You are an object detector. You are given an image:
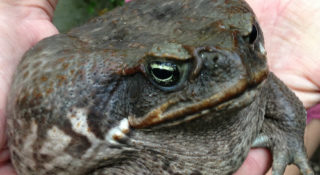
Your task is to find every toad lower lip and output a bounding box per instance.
[129,79,255,129]
[145,86,257,129]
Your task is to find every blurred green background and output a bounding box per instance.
[53,0,124,33]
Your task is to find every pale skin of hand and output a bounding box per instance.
[0,0,319,175]
[0,0,58,174]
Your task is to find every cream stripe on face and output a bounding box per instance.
[67,108,98,139]
[40,126,73,173]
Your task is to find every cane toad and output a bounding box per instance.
[6,0,314,174]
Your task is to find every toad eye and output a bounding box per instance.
[146,60,191,91]
[244,24,258,44]
[149,61,180,86]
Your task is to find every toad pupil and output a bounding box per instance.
[149,61,180,86]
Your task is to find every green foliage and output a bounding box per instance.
[53,0,125,33]
[86,1,97,14]
[106,0,125,9]
[85,0,124,14]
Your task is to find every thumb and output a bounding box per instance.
[233,148,272,175]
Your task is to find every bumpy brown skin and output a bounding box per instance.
[6,0,313,175]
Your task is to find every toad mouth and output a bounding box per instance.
[129,79,260,129]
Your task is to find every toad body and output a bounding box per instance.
[6,0,314,175]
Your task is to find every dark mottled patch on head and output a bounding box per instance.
[62,121,92,158]
[16,137,23,146]
[21,63,29,71]
[45,166,69,175]
[86,108,106,139]
[75,96,90,108]
[149,151,177,174]
[32,60,43,67]
[162,162,170,171]
[11,121,22,147]
[33,154,46,171]
[46,87,54,95]
[11,150,21,163]
[31,87,43,100]
[150,4,180,20]
[38,153,53,162]
[56,74,67,86]
[70,69,75,75]
[15,90,44,121]
[110,28,129,41]
[191,170,202,175]
[62,62,69,70]
[23,71,29,79]
[40,75,48,82]
[137,162,144,169]
[26,166,33,172]
[65,136,91,158]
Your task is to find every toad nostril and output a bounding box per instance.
[213,55,219,62]
[199,51,220,63]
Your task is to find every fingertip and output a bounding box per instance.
[0,149,10,164]
[0,162,16,175]
[233,148,272,175]
[0,109,7,152]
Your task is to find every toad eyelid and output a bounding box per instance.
[150,63,175,72]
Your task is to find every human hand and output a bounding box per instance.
[235,0,320,174]
[0,0,58,174]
